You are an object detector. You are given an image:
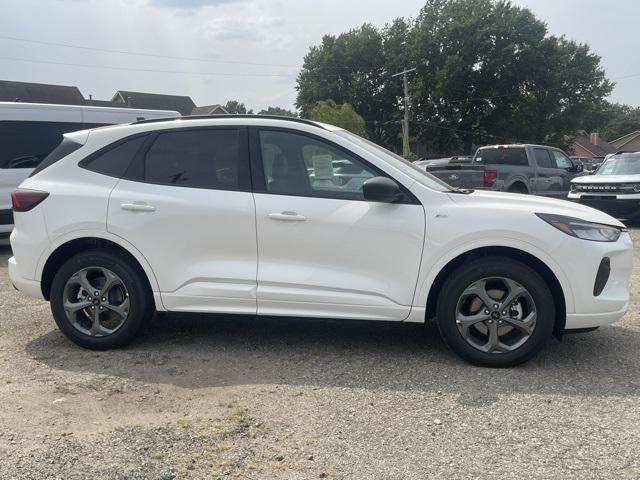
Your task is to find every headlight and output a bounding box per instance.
[536,213,625,242]
[570,183,577,192]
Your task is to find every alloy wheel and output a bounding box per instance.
[455,276,537,354]
[62,266,130,337]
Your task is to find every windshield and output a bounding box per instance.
[334,130,452,192]
[596,155,640,175]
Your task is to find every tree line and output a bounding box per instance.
[225,0,640,156]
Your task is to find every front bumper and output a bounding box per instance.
[8,256,44,299]
[568,193,640,218]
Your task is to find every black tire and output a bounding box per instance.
[508,183,528,194]
[436,257,555,367]
[50,249,153,349]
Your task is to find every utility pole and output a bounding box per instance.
[392,67,416,158]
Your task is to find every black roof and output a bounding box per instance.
[0,80,85,105]
[112,90,196,115]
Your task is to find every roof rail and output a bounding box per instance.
[132,114,326,129]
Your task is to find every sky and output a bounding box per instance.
[1,0,639,111]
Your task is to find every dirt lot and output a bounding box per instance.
[1,231,639,480]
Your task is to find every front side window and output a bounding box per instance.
[551,150,572,169]
[144,129,243,190]
[259,130,376,200]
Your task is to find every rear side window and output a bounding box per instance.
[142,129,245,190]
[475,147,527,166]
[81,135,148,178]
[533,148,553,168]
[29,137,83,177]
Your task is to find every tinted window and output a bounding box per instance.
[534,148,553,168]
[0,120,86,169]
[259,130,376,200]
[83,135,148,178]
[551,150,572,169]
[29,137,83,177]
[475,147,527,165]
[144,129,243,190]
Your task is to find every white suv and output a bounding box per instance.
[9,116,633,367]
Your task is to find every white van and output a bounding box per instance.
[0,102,180,237]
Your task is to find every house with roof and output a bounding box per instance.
[610,131,640,154]
[111,90,196,116]
[570,131,616,158]
[0,79,86,105]
[191,104,229,115]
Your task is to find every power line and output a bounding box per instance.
[0,34,303,69]
[0,56,299,78]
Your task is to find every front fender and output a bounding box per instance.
[412,235,575,315]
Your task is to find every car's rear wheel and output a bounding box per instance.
[436,257,555,367]
[508,183,528,194]
[50,249,153,349]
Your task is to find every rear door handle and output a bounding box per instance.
[268,211,307,222]
[120,202,156,212]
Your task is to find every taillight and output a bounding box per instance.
[11,189,49,212]
[484,169,498,187]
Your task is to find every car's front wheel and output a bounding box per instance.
[436,257,555,367]
[50,249,153,349]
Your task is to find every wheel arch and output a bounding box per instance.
[424,246,567,336]
[507,180,529,193]
[39,233,161,306]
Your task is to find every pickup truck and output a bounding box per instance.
[416,144,584,198]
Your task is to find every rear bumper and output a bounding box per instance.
[8,256,43,299]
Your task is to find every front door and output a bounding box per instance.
[108,127,258,313]
[251,128,425,321]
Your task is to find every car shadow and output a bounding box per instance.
[24,312,640,403]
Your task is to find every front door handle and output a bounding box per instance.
[120,202,156,212]
[268,211,307,222]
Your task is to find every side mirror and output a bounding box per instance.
[363,176,402,203]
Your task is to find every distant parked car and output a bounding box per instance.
[472,145,584,196]
[0,102,180,238]
[420,144,584,197]
[569,152,640,219]
[571,156,603,174]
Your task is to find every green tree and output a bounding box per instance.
[257,106,298,117]
[603,107,640,142]
[296,21,409,150]
[296,0,613,155]
[308,100,367,136]
[224,100,253,115]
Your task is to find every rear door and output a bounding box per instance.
[251,128,425,321]
[107,127,258,313]
[532,148,563,197]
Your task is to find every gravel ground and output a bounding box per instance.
[1,230,639,480]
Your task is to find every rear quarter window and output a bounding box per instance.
[80,135,148,178]
[475,147,528,166]
[29,138,83,177]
